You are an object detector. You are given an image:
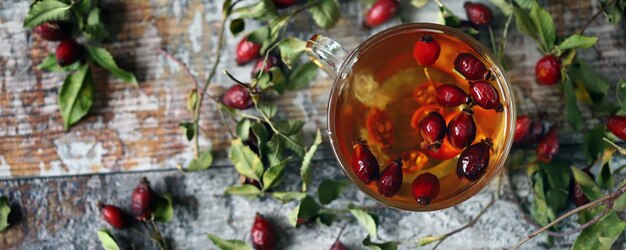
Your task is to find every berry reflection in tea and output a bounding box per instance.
[334,30,508,208]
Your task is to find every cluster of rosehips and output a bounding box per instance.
[513,115,559,163]
[32,22,82,67]
[98,177,158,229]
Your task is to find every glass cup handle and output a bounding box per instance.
[305,34,349,79]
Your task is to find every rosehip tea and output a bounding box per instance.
[309,24,515,211]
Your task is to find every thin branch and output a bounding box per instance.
[431,197,497,250]
[512,182,626,249]
[497,2,514,62]
[488,25,497,56]
[578,0,614,35]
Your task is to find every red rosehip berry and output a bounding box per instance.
[606,115,626,140]
[469,81,502,111]
[99,203,128,229]
[537,127,559,163]
[131,177,156,221]
[513,115,532,144]
[419,111,446,149]
[222,85,253,110]
[236,36,262,65]
[436,84,469,107]
[464,2,493,26]
[273,0,296,8]
[251,55,279,77]
[351,140,380,184]
[535,55,561,85]
[251,213,276,250]
[330,240,348,250]
[56,39,82,66]
[364,0,398,28]
[447,110,477,149]
[570,168,593,207]
[457,139,491,181]
[413,35,441,66]
[33,22,67,41]
[412,172,440,205]
[454,53,488,80]
[376,157,403,197]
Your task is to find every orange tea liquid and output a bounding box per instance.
[333,29,508,208]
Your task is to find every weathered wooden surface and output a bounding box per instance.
[0,0,625,249]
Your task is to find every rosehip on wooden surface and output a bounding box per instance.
[351,140,380,184]
[436,84,468,107]
[236,36,262,65]
[535,55,561,85]
[364,0,398,28]
[56,39,82,66]
[33,22,67,41]
[251,213,276,250]
[222,84,253,110]
[412,172,440,205]
[513,115,532,144]
[413,35,441,66]
[330,240,348,250]
[376,157,403,197]
[606,115,626,140]
[464,2,493,26]
[469,81,502,111]
[454,53,488,80]
[273,0,297,8]
[251,55,279,77]
[447,110,477,149]
[457,139,491,181]
[419,111,446,149]
[131,177,156,221]
[537,127,559,163]
[99,203,128,229]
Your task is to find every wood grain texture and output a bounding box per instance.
[0,0,624,180]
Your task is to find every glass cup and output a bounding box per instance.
[306,23,516,211]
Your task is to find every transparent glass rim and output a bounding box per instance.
[326,23,517,212]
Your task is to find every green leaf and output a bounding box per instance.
[301,129,322,191]
[75,0,91,14]
[251,122,271,157]
[224,184,262,197]
[616,80,626,110]
[362,235,398,250]
[222,0,233,16]
[266,67,286,92]
[288,196,320,227]
[262,161,286,191]
[97,229,121,250]
[271,192,306,203]
[153,194,174,222]
[514,0,534,9]
[584,127,606,164]
[207,233,254,250]
[38,54,80,72]
[613,179,626,211]
[83,7,110,42]
[598,162,614,190]
[350,208,378,238]
[563,78,583,131]
[0,197,10,231]
[184,150,213,172]
[275,120,305,136]
[86,47,138,85]
[417,235,444,246]
[315,211,335,226]
[247,26,270,44]
[512,5,538,40]
[23,0,73,29]
[489,0,512,15]
[58,64,94,130]
[265,135,284,168]
[529,2,556,52]
[318,179,348,205]
[232,0,278,21]
[277,37,307,68]
[229,139,264,181]
[410,0,428,8]
[556,34,598,51]
[187,90,198,113]
[573,211,626,250]
[236,119,251,141]
[229,18,245,36]
[438,5,461,28]
[287,62,318,90]
[285,133,306,158]
[546,189,568,213]
[179,122,196,141]
[258,103,277,119]
[569,59,610,96]
[529,172,553,226]
[601,0,625,25]
[571,166,605,200]
[308,0,340,29]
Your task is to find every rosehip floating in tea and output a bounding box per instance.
[366,109,394,146]
[419,111,446,149]
[413,35,441,66]
[535,55,561,85]
[351,140,380,184]
[251,213,276,250]
[364,0,398,28]
[454,53,489,80]
[436,84,469,107]
[412,172,440,205]
[376,157,403,197]
[469,81,502,111]
[457,139,491,181]
[447,110,477,149]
